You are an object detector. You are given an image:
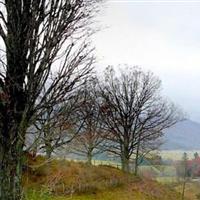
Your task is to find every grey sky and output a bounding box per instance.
[93,0,200,122]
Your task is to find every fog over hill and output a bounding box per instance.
[162,120,200,150]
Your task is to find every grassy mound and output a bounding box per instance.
[23,156,183,200]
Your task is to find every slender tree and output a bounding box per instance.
[70,79,106,165]
[134,138,162,175]
[0,1,100,199]
[181,152,188,200]
[98,66,183,173]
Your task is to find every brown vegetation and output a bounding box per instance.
[23,155,183,200]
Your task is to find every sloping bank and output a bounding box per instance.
[23,155,183,200]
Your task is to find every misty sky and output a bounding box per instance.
[93,0,200,122]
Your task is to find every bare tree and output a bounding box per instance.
[181,152,188,200]
[98,66,183,173]
[69,79,106,165]
[32,92,83,159]
[0,1,100,199]
[70,129,105,165]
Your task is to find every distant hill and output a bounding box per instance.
[27,119,200,152]
[161,119,200,150]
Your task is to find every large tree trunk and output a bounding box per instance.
[121,155,130,173]
[0,65,27,200]
[121,140,130,173]
[0,126,25,200]
[121,157,130,173]
[0,3,30,199]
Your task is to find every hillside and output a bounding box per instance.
[24,156,182,200]
[162,119,200,150]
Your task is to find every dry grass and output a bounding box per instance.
[23,156,183,200]
[175,181,200,200]
[23,156,129,195]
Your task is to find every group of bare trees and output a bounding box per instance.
[0,1,183,200]
[41,66,182,174]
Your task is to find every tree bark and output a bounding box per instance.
[87,149,93,165]
[121,140,130,173]
[134,135,141,176]
[121,155,130,173]
[0,93,27,200]
[0,3,29,199]
[0,129,24,200]
[45,143,53,159]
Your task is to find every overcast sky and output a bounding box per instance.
[93,0,200,122]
